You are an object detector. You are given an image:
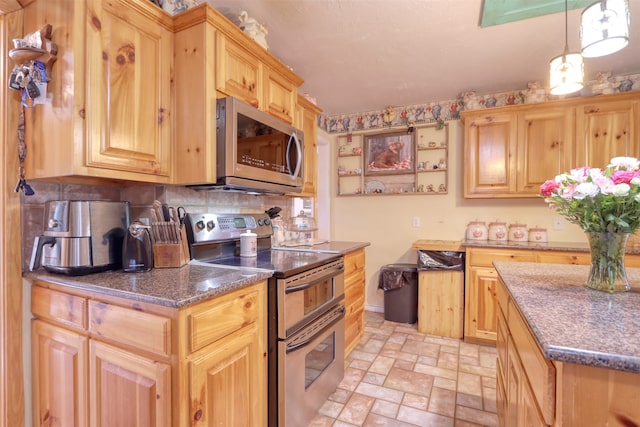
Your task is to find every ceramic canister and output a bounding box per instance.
[466,221,488,240]
[240,229,257,257]
[508,223,528,242]
[528,227,548,243]
[488,221,507,241]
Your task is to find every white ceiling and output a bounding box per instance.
[206,0,640,116]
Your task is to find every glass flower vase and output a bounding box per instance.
[585,232,631,292]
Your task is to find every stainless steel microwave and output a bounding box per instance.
[190,97,304,194]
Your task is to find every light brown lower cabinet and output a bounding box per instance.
[31,279,267,427]
[496,275,640,426]
[417,270,464,338]
[465,247,640,344]
[344,248,366,355]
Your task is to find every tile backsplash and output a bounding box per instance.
[21,181,297,271]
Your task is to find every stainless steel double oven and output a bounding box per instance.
[185,212,345,427]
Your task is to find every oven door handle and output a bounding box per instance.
[285,280,322,294]
[286,306,345,354]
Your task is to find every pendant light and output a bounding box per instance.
[549,0,584,95]
[581,0,630,57]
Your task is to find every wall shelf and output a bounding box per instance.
[336,123,449,196]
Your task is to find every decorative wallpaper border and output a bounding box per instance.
[319,72,640,134]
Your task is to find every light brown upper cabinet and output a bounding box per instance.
[173,3,305,188]
[216,33,262,108]
[463,106,573,198]
[575,97,639,169]
[23,0,173,183]
[296,95,322,197]
[517,107,574,193]
[463,92,640,198]
[463,111,518,197]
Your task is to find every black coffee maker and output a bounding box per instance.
[122,221,153,272]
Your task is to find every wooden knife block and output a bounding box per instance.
[153,227,190,268]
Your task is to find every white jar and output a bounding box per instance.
[488,222,507,241]
[528,227,548,243]
[466,221,488,240]
[508,223,528,242]
[240,230,257,257]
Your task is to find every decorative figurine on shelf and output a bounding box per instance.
[438,184,447,193]
[417,184,424,192]
[338,165,346,176]
[339,145,347,155]
[426,184,434,192]
[461,91,481,110]
[438,158,447,169]
[239,11,269,50]
[352,146,362,155]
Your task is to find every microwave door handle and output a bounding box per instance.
[286,133,303,178]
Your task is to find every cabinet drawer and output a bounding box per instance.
[32,286,87,331]
[467,249,536,267]
[344,249,365,276]
[536,251,590,265]
[187,285,261,353]
[88,301,171,357]
[508,300,555,425]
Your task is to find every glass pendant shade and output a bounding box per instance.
[581,0,630,57]
[549,52,584,95]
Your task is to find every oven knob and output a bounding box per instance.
[206,221,215,231]
[195,220,205,231]
[264,218,271,225]
[258,219,264,226]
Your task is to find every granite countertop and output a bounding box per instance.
[462,239,593,252]
[272,241,370,254]
[494,261,640,373]
[25,263,273,309]
[24,241,370,309]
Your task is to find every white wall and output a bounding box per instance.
[326,121,585,311]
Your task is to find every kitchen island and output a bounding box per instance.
[494,261,640,426]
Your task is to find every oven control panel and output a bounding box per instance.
[184,212,273,243]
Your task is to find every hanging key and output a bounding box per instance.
[14,178,35,196]
[25,79,40,99]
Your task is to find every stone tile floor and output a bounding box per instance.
[308,311,498,427]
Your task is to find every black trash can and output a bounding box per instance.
[378,263,418,324]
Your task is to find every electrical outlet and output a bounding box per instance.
[553,216,564,230]
[412,216,420,227]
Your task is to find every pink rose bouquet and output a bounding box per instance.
[540,157,640,233]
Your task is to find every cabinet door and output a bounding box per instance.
[517,107,574,194]
[89,341,171,427]
[344,249,366,354]
[32,320,88,427]
[296,96,322,197]
[575,98,638,168]
[85,0,172,177]
[264,67,296,124]
[189,323,266,426]
[464,112,518,197]
[465,266,498,343]
[216,34,261,108]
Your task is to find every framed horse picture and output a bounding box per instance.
[364,131,414,175]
